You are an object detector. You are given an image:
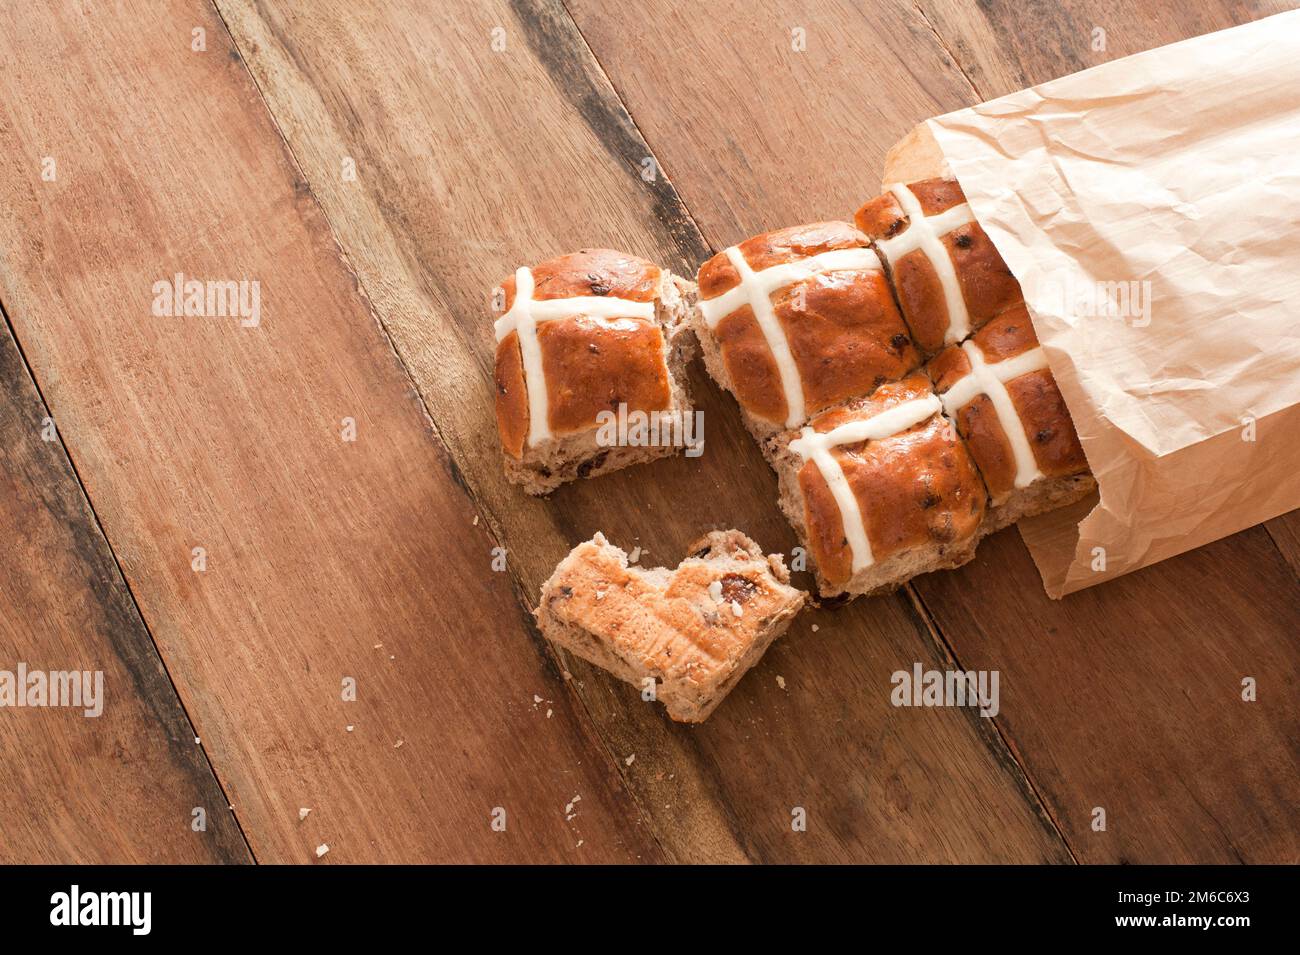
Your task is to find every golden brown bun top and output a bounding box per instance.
[694,221,917,428]
[501,248,661,309]
[928,304,1038,392]
[804,372,934,434]
[492,249,672,461]
[854,178,966,238]
[855,179,1022,354]
[926,305,1088,493]
[792,373,987,585]
[967,302,1037,363]
[697,221,868,299]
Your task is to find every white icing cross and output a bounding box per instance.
[495,266,656,447]
[698,246,882,429]
[876,184,976,344]
[939,340,1048,490]
[788,394,943,572]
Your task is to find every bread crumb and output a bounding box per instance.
[473,515,479,526]
[595,589,606,600]
[194,737,200,744]
[562,670,573,681]
[576,839,584,848]
[546,708,553,718]
[624,754,635,766]
[564,794,582,820]
[299,807,311,821]
[315,844,329,858]
[811,624,820,632]
[776,675,787,691]
[393,739,404,748]
[628,546,642,564]
[533,694,544,704]
[345,725,355,732]
[730,600,743,618]
[707,580,723,603]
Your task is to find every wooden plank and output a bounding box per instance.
[0,0,658,863]
[563,0,1300,861]
[564,0,979,238]
[215,0,1072,861]
[1267,511,1300,579]
[915,528,1300,863]
[0,314,250,864]
[910,0,1299,102]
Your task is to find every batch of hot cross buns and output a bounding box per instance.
[492,177,1095,721]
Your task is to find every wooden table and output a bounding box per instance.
[1,0,1296,864]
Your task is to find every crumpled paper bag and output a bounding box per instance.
[919,9,1300,596]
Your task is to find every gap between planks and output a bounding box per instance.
[0,296,257,864]
[903,581,1081,864]
[911,1,985,102]
[213,0,1077,862]
[206,0,677,863]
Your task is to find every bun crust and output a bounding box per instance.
[929,306,1089,503]
[503,248,660,307]
[492,250,696,493]
[768,374,987,595]
[693,221,918,435]
[856,178,1021,354]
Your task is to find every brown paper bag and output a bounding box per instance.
[884,10,1300,597]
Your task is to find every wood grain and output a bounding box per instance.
[0,0,659,863]
[564,0,978,241]
[214,0,1072,861]
[563,0,1300,861]
[1267,511,1300,579]
[915,527,1300,863]
[912,0,1299,102]
[3,0,1290,865]
[0,314,250,864]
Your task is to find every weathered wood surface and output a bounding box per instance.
[0,0,1293,862]
[911,0,1298,103]
[0,314,250,863]
[0,0,659,863]
[1268,512,1300,579]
